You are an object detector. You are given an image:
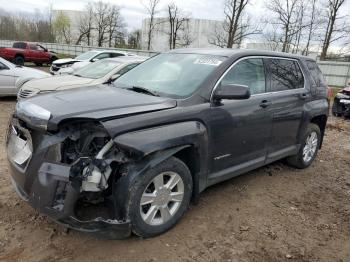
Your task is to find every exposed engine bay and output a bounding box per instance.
[58,122,129,221]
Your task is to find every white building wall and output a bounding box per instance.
[141,18,225,51]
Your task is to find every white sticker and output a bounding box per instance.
[194,58,222,66]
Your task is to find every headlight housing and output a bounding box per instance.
[15,101,51,130]
[336,93,350,99]
[60,63,72,68]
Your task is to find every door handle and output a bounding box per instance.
[260,100,272,108]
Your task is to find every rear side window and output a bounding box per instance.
[268,59,304,92]
[221,58,266,95]
[13,42,26,49]
[110,52,125,58]
[306,61,326,86]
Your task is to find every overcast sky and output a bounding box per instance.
[2,0,266,30]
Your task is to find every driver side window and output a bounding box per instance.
[221,58,266,95]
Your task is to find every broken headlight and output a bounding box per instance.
[15,101,51,130]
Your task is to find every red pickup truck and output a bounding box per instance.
[0,42,58,66]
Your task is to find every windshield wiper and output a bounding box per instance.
[126,86,159,97]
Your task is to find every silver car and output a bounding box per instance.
[18,57,146,99]
[0,57,50,97]
[50,50,136,75]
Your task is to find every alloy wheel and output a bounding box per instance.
[140,171,184,226]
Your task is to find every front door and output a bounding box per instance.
[0,62,15,95]
[209,58,273,176]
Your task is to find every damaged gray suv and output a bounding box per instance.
[6,49,329,238]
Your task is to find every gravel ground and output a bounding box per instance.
[0,97,349,262]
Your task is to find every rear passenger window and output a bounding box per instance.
[306,61,326,86]
[268,59,304,92]
[221,58,266,95]
[13,42,26,49]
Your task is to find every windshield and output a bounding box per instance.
[114,53,226,98]
[74,60,121,79]
[75,51,99,61]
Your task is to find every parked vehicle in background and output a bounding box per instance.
[332,80,350,117]
[0,42,57,66]
[7,49,329,239]
[18,57,146,99]
[0,57,50,97]
[50,50,135,75]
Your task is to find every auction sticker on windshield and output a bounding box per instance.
[194,57,223,66]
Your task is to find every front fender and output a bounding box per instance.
[113,121,207,159]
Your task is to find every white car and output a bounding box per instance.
[0,57,50,97]
[19,57,146,99]
[50,50,135,75]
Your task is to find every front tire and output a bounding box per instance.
[128,157,192,238]
[286,123,321,169]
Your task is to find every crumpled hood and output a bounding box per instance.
[23,75,95,91]
[53,58,81,65]
[24,85,177,130]
[71,61,90,69]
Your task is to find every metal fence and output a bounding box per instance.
[1,39,349,87]
[0,39,158,57]
[317,61,350,88]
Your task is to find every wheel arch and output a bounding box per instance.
[112,122,209,219]
[310,114,327,148]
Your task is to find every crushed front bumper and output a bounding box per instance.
[6,118,131,239]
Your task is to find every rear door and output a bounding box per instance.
[265,58,308,161]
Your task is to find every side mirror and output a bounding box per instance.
[91,58,99,62]
[213,84,251,101]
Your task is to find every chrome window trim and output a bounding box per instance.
[210,56,307,101]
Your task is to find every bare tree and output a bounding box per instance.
[106,5,124,47]
[302,0,319,55]
[266,0,304,53]
[320,0,348,60]
[128,29,141,49]
[53,11,72,44]
[142,0,161,50]
[209,0,259,48]
[76,3,94,45]
[166,3,191,49]
[93,1,110,47]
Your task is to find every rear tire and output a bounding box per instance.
[14,55,24,65]
[286,123,321,169]
[128,157,192,238]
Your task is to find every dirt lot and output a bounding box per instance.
[0,98,349,262]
